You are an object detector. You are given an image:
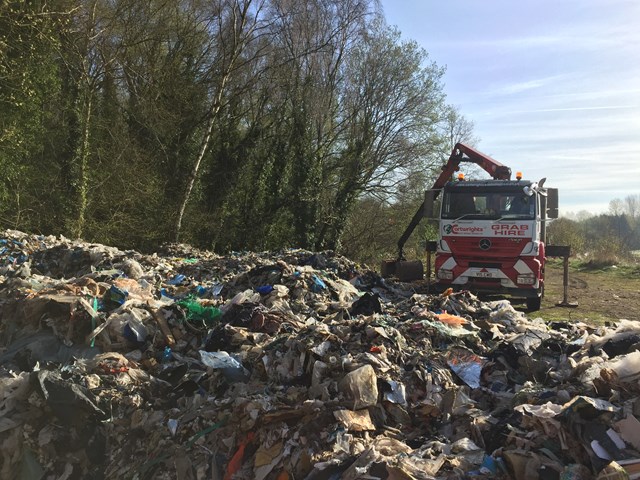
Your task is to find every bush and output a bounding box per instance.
[581,235,633,269]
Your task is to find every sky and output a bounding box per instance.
[379,0,640,216]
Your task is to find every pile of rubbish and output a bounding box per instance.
[1,229,640,480]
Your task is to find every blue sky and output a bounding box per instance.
[380,0,640,215]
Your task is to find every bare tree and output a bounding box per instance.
[624,194,639,219]
[174,0,267,241]
[609,198,624,216]
[264,0,370,247]
[318,24,447,249]
[440,105,478,152]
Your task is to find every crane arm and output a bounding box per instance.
[444,143,512,183]
[432,143,511,191]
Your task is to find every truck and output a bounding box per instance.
[382,143,571,311]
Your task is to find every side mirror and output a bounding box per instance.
[424,190,439,218]
[547,188,559,219]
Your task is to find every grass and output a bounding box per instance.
[532,303,611,325]
[573,260,640,278]
[533,256,640,325]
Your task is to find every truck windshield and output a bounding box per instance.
[441,187,535,220]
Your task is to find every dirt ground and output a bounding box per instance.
[528,262,640,323]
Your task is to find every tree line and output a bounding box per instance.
[0,0,473,257]
[548,194,640,265]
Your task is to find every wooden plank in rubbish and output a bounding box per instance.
[146,303,176,346]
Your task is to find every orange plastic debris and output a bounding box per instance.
[223,432,255,480]
[435,312,467,327]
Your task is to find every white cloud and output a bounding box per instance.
[505,105,637,114]
[485,75,568,96]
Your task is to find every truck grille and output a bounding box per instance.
[469,262,501,269]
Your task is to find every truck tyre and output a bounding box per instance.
[526,286,544,311]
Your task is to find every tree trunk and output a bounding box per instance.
[173,0,256,242]
[73,88,93,239]
[174,79,227,242]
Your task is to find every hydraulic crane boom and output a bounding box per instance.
[396,143,512,260]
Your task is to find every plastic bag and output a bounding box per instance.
[199,350,250,382]
[177,298,222,325]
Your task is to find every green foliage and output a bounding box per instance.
[547,218,585,253]
[0,1,63,225]
[341,188,439,267]
[0,0,475,257]
[549,212,640,269]
[583,240,627,268]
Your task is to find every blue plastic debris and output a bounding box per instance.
[162,346,173,363]
[104,285,128,309]
[167,274,187,285]
[194,285,208,297]
[256,285,274,295]
[311,274,326,292]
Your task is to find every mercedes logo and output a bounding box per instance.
[479,238,491,250]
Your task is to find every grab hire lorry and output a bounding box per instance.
[382,143,570,311]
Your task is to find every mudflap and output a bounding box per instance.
[526,294,542,311]
[525,285,544,311]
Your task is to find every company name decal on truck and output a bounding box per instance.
[443,225,484,235]
[443,223,531,237]
[491,224,529,236]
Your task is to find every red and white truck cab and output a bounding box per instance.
[431,177,557,310]
[386,143,567,311]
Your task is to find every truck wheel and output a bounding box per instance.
[526,295,541,311]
